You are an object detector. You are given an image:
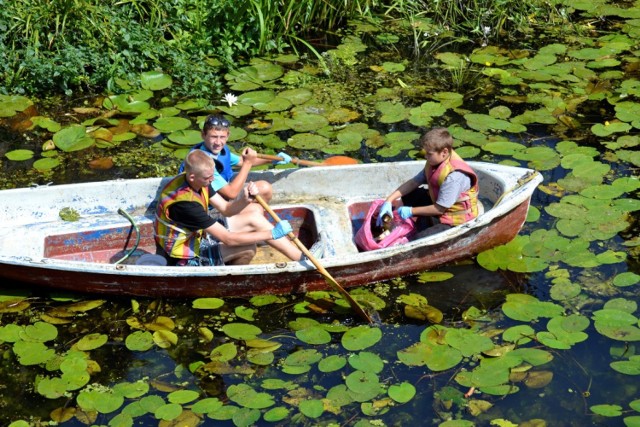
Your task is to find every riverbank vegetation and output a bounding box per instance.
[1,0,561,97]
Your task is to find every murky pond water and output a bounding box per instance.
[1,3,640,425]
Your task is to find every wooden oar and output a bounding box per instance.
[258,153,359,167]
[254,195,373,324]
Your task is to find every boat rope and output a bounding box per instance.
[493,170,540,206]
[114,208,140,265]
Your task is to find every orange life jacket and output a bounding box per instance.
[425,150,479,226]
[154,175,210,259]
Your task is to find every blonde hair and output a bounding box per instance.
[421,127,453,152]
[184,149,214,175]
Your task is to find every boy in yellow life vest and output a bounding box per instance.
[155,149,303,266]
[377,127,480,238]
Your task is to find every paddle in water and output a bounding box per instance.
[257,153,359,167]
[254,195,373,324]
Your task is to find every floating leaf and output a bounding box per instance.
[590,404,623,417]
[154,402,182,421]
[74,333,108,351]
[299,399,324,418]
[227,383,275,409]
[417,271,454,283]
[318,355,347,373]
[445,329,494,357]
[191,397,223,414]
[168,389,200,404]
[221,323,262,340]
[296,326,331,345]
[77,389,125,414]
[613,272,639,288]
[153,117,191,133]
[287,133,329,150]
[125,330,154,351]
[53,125,95,152]
[348,351,384,374]
[341,326,382,351]
[388,382,416,404]
[192,298,225,309]
[610,355,640,375]
[263,406,290,422]
[0,94,34,117]
[140,71,173,91]
[5,149,34,161]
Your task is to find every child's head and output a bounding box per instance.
[201,115,231,155]
[421,128,453,166]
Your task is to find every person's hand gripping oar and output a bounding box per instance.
[254,195,373,324]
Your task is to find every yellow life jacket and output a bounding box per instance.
[425,149,479,226]
[154,175,210,259]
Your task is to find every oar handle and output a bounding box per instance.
[257,153,323,167]
[254,195,373,324]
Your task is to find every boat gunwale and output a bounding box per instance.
[0,161,542,282]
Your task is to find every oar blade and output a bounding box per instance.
[321,156,359,165]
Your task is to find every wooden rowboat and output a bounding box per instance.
[0,161,542,298]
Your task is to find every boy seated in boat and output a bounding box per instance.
[155,149,303,266]
[178,114,291,203]
[377,127,480,238]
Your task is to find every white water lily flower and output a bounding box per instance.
[221,93,238,107]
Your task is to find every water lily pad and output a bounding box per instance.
[125,330,154,351]
[20,321,58,342]
[191,397,223,414]
[348,351,384,374]
[254,96,292,112]
[286,112,329,132]
[74,333,108,351]
[502,294,564,322]
[387,382,416,404]
[210,342,237,362]
[465,113,527,133]
[154,402,182,420]
[341,325,382,351]
[168,130,203,146]
[296,326,331,345]
[153,116,192,133]
[5,149,34,161]
[376,101,409,123]
[445,329,494,357]
[77,388,125,414]
[591,404,623,417]
[502,325,535,345]
[397,341,462,371]
[153,330,178,348]
[345,370,382,399]
[287,133,329,150]
[610,353,640,375]
[113,380,149,399]
[53,125,95,152]
[222,323,262,340]
[299,399,324,418]
[140,71,173,91]
[278,88,312,105]
[168,389,200,404]
[592,120,632,136]
[13,341,55,365]
[283,349,322,367]
[0,95,33,117]
[613,272,639,287]
[263,406,290,422]
[227,383,275,409]
[318,355,347,373]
